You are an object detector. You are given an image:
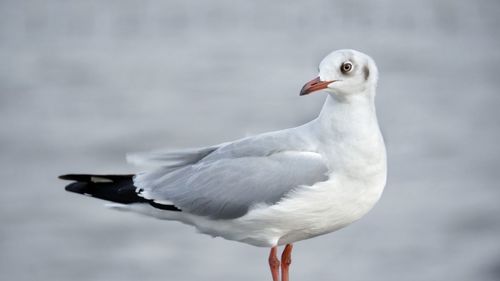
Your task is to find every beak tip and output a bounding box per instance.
[300,76,332,97]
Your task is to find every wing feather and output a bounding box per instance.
[135,150,329,219]
[127,145,221,168]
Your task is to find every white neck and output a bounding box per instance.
[317,90,378,138]
[311,89,386,176]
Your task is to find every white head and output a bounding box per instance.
[300,49,378,97]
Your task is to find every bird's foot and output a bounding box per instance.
[281,244,293,281]
[268,247,280,281]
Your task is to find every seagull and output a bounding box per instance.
[60,49,387,281]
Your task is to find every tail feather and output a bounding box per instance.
[60,173,180,211]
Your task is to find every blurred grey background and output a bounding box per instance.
[1,1,499,280]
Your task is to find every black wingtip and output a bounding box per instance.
[59,174,76,181]
[59,174,92,181]
[60,173,182,212]
[64,181,89,194]
[59,174,135,182]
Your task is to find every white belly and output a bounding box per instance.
[178,174,386,247]
[117,174,386,247]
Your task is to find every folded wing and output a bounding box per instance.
[134,150,329,219]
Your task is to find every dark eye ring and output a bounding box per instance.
[341,61,353,74]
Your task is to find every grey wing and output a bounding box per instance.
[134,150,329,219]
[127,145,223,169]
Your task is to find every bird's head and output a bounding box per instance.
[300,49,378,97]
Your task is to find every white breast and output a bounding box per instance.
[230,168,386,246]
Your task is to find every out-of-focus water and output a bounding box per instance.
[1,1,499,280]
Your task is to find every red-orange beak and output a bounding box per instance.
[299,77,335,96]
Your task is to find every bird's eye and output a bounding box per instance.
[341,62,353,74]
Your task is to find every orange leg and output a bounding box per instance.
[281,244,293,281]
[268,247,280,281]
